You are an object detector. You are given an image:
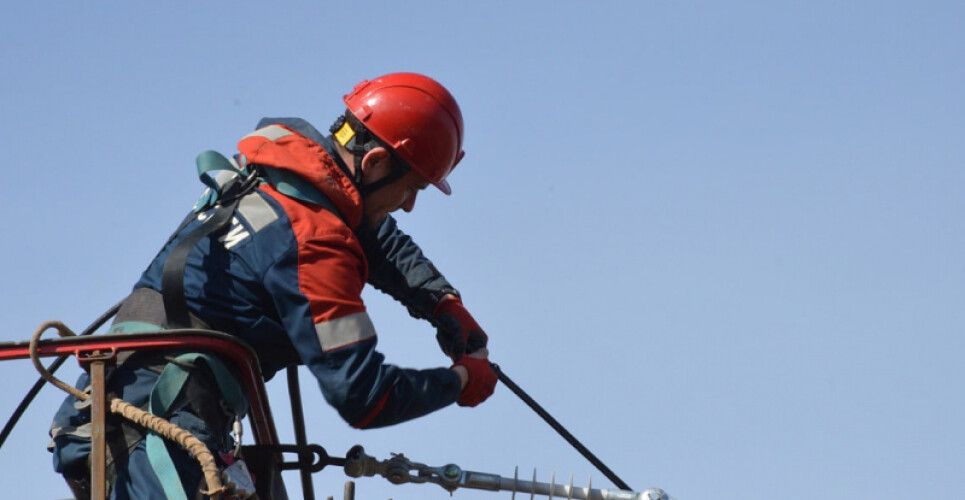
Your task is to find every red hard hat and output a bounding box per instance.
[343,72,465,195]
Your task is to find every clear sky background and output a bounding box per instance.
[1,2,962,499]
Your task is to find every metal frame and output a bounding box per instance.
[0,331,280,446]
[0,331,673,500]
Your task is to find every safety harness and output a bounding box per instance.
[111,125,350,499]
[162,147,345,331]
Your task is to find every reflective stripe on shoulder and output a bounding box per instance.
[237,191,278,232]
[315,312,376,352]
[243,124,294,142]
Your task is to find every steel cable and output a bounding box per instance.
[491,363,632,491]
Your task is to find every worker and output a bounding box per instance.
[48,72,498,499]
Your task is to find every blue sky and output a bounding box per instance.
[1,2,963,499]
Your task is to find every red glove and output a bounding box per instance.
[433,296,488,362]
[452,355,498,407]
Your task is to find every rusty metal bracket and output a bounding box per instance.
[78,350,117,500]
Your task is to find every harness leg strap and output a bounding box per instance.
[146,353,248,500]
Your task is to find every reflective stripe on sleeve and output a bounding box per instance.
[243,124,294,142]
[315,312,376,352]
[50,422,92,440]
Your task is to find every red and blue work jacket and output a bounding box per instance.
[132,117,461,428]
[50,118,464,492]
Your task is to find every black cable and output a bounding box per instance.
[0,300,123,450]
[491,363,633,491]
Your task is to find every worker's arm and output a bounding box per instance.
[356,215,457,319]
[357,216,489,360]
[265,227,476,428]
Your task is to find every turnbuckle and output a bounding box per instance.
[342,445,675,500]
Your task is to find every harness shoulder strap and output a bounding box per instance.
[162,146,347,329]
[161,151,257,329]
[161,198,242,329]
[260,166,346,224]
[146,352,248,500]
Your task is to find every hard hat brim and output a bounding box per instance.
[434,179,452,195]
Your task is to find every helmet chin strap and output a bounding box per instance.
[331,113,411,197]
[358,165,409,197]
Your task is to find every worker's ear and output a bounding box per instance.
[360,147,393,184]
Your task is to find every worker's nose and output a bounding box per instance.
[402,191,418,212]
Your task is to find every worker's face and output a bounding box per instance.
[360,149,430,226]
